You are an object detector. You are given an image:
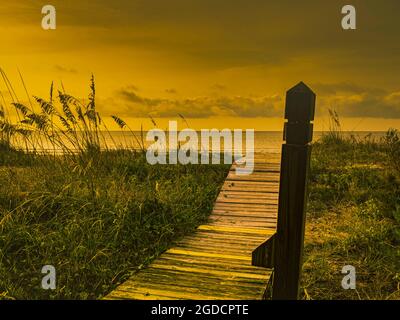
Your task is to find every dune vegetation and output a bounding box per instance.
[0,77,229,299]
[0,75,399,300]
[302,112,400,300]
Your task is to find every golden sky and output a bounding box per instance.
[1,0,400,130]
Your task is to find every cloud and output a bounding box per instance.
[54,65,78,74]
[125,84,139,92]
[312,82,367,95]
[165,88,177,94]
[99,87,283,118]
[315,83,400,119]
[210,84,227,91]
[99,83,400,119]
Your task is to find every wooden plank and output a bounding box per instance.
[135,268,270,287]
[166,248,251,262]
[160,253,260,268]
[145,263,272,277]
[182,230,267,242]
[212,213,277,221]
[209,215,277,223]
[213,203,278,211]
[214,200,278,207]
[135,270,269,289]
[213,205,278,212]
[208,220,277,229]
[222,182,279,189]
[216,198,278,205]
[231,165,280,173]
[197,225,275,236]
[129,274,269,294]
[105,289,179,300]
[112,286,246,300]
[132,273,269,295]
[226,172,280,182]
[222,185,279,193]
[220,190,279,199]
[158,254,266,270]
[177,237,262,249]
[171,243,254,255]
[148,264,269,281]
[208,215,277,224]
[211,212,276,220]
[176,237,259,248]
[114,284,263,300]
[221,180,280,193]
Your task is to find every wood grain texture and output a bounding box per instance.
[272,82,315,300]
[104,153,279,300]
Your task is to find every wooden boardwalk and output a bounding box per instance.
[105,81,316,300]
[105,152,281,300]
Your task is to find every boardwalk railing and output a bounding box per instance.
[252,81,315,299]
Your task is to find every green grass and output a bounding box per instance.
[301,129,400,300]
[0,77,233,300]
[0,150,229,299]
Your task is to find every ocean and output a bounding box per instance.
[12,131,387,154]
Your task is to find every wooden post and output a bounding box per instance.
[272,82,315,300]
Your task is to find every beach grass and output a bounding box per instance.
[0,77,231,299]
[301,127,400,300]
[0,149,229,299]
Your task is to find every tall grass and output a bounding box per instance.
[0,153,229,299]
[0,73,230,299]
[0,71,146,157]
[302,112,400,300]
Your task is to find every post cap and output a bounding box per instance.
[283,82,316,145]
[287,81,314,94]
[285,82,316,122]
